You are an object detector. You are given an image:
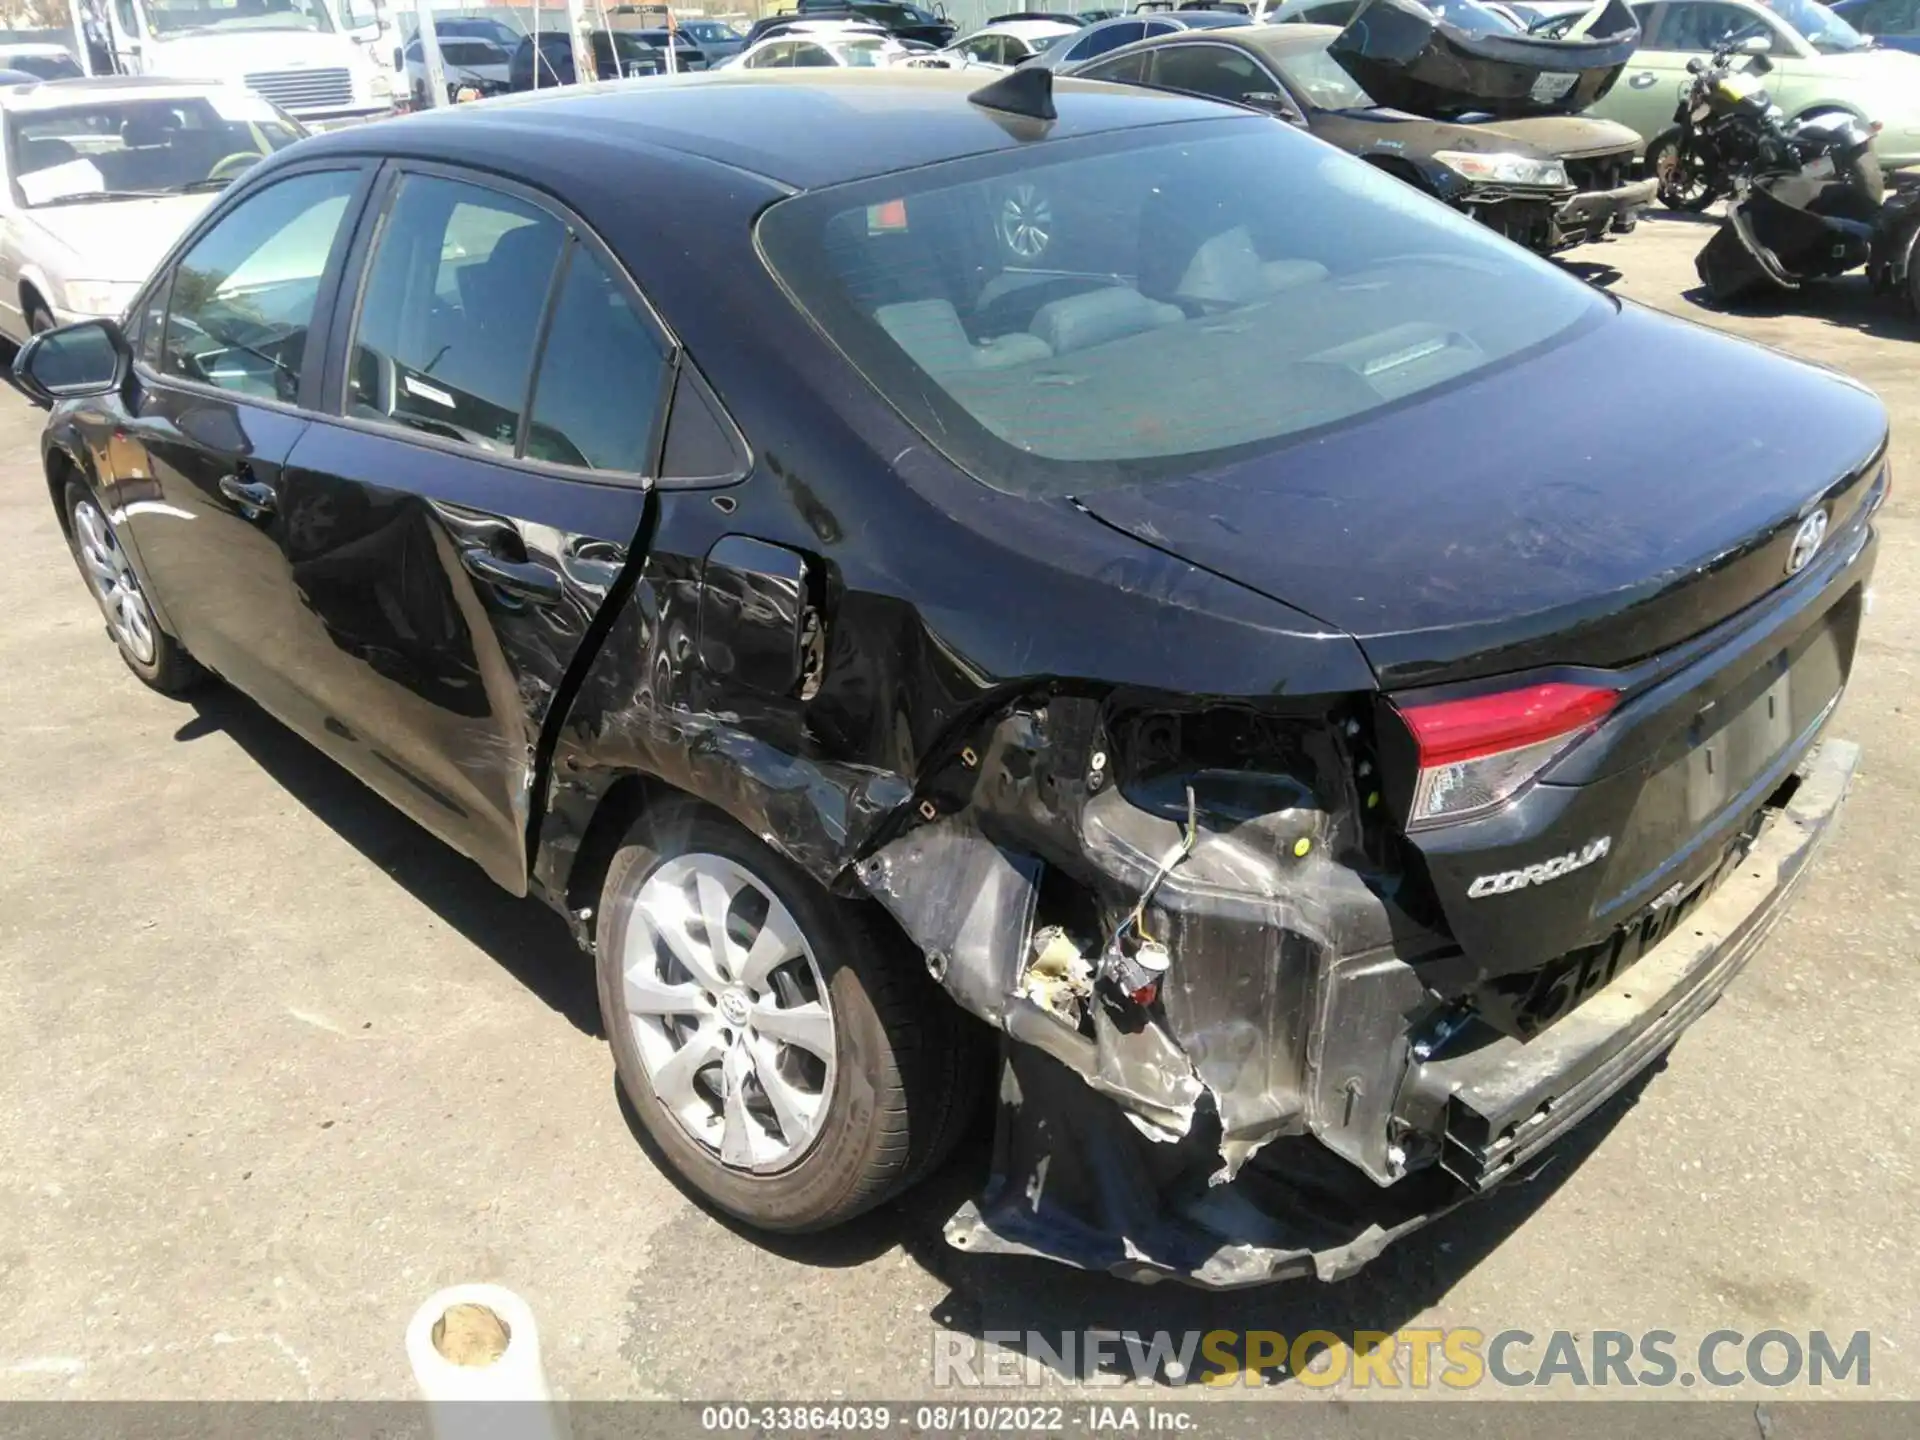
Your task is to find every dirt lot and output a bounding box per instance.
[1,210,1917,1403]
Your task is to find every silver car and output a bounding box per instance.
[0,76,305,340]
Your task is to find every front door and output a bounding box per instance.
[117,164,372,722]
[272,166,669,892]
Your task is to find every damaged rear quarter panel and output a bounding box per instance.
[531,266,1378,906]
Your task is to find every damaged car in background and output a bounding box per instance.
[1084,0,1654,254]
[20,64,1883,1289]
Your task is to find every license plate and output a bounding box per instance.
[1530,71,1578,104]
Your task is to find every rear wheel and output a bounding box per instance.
[26,291,55,335]
[62,479,202,694]
[1647,132,1718,212]
[596,801,988,1231]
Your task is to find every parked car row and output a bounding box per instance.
[13,59,1882,1295]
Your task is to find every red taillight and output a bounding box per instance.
[1395,682,1618,828]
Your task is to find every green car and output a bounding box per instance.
[1555,0,1920,169]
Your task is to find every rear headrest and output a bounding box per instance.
[1172,226,1267,308]
[876,299,1050,373]
[457,222,561,336]
[1028,287,1181,354]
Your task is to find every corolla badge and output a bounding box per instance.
[1468,837,1611,899]
[1786,508,1828,576]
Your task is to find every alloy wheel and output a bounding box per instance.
[620,853,836,1174]
[72,499,157,667]
[998,183,1053,262]
[1653,142,1713,211]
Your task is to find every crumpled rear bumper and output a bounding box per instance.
[940,738,1857,1288]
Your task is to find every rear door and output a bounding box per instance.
[276,163,672,893]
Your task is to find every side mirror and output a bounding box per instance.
[12,318,130,407]
[1686,55,1704,72]
[1243,90,1306,123]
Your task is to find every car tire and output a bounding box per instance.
[62,478,203,695]
[1646,132,1717,212]
[596,799,990,1232]
[27,294,56,335]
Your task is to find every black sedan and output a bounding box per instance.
[18,67,1882,1288]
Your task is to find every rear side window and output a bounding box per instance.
[1148,44,1277,102]
[347,173,564,455]
[758,120,1600,494]
[525,244,669,473]
[160,167,359,403]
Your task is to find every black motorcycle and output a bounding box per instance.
[1644,37,1783,212]
[1693,88,1885,304]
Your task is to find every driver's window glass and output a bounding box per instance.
[159,167,358,403]
[1144,18,1177,33]
[747,41,789,65]
[1150,45,1270,102]
[523,245,668,474]
[1661,1,1773,50]
[790,41,835,64]
[1304,1,1359,21]
[346,173,564,456]
[113,0,139,34]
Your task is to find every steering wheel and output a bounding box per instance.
[207,151,262,183]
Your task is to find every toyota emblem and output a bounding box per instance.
[1786,509,1828,576]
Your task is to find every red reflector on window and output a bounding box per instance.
[1398,683,1619,767]
[867,198,909,233]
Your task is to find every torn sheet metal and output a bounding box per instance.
[1331,0,1640,120]
[944,1045,1484,1289]
[855,696,1452,1184]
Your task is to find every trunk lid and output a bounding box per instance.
[1074,300,1886,691]
[1328,0,1640,119]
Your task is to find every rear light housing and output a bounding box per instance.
[1394,682,1618,829]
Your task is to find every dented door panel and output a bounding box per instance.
[274,418,650,894]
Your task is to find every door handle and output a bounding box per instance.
[218,473,276,519]
[460,546,565,607]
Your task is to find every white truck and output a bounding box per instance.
[98,0,395,129]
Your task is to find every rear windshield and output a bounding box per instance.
[758,118,1603,495]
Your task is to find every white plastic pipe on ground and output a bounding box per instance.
[406,1283,568,1440]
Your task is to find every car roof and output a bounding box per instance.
[1119,19,1339,51]
[976,18,1081,35]
[293,68,1238,191]
[0,74,251,110]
